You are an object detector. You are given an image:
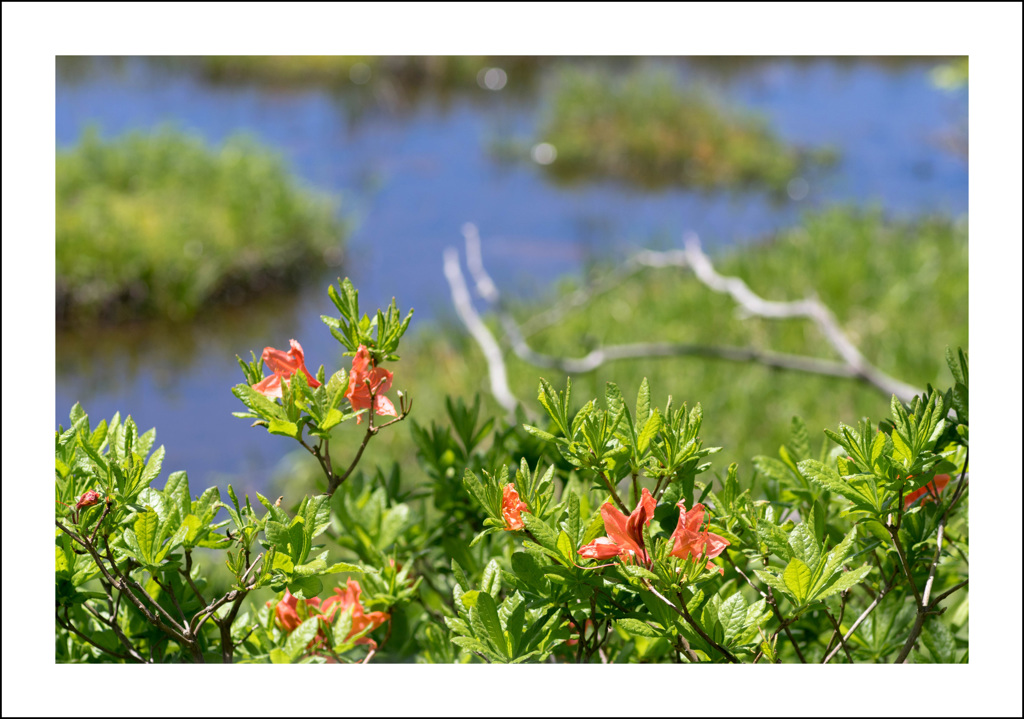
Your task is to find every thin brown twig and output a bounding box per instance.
[823,567,899,664]
[753,552,807,663]
[56,520,192,647]
[824,608,854,663]
[930,579,969,608]
[640,580,738,663]
[56,608,137,663]
[597,470,629,515]
[78,600,146,662]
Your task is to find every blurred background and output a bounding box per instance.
[55,56,969,498]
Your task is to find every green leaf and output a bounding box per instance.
[814,564,871,600]
[718,592,748,643]
[782,558,812,606]
[451,559,470,592]
[469,527,500,548]
[555,531,575,566]
[798,460,850,496]
[302,494,333,542]
[921,615,957,663]
[757,521,793,561]
[287,576,323,600]
[293,557,328,577]
[331,606,355,651]
[481,559,502,597]
[788,522,821,569]
[616,618,662,638]
[637,410,662,455]
[504,598,528,658]
[134,510,159,565]
[536,378,569,437]
[462,469,495,519]
[471,593,508,659]
[162,470,190,526]
[605,381,628,432]
[620,564,658,582]
[232,383,286,420]
[890,430,914,466]
[813,528,858,595]
[521,513,560,555]
[179,514,204,547]
[522,424,556,442]
[564,492,581,547]
[450,636,502,662]
[281,616,320,662]
[787,416,810,462]
[141,445,165,488]
[268,419,300,439]
[635,378,651,430]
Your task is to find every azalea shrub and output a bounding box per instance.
[55,279,969,663]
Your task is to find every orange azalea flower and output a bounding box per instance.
[268,580,390,652]
[578,488,656,566]
[501,483,529,531]
[904,474,951,508]
[74,489,103,510]
[320,578,391,648]
[268,588,321,633]
[252,339,321,399]
[345,345,396,424]
[669,502,730,574]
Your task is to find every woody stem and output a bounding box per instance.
[597,470,628,514]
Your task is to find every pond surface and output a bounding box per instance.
[55,57,968,494]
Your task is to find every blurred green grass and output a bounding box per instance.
[531,68,837,194]
[56,128,347,324]
[274,207,968,496]
[194,56,544,92]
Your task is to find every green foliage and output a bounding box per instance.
[56,127,346,323]
[57,277,969,665]
[55,399,393,664]
[322,277,414,362]
[461,207,968,471]
[531,68,836,194]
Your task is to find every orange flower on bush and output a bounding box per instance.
[501,483,528,531]
[268,580,390,651]
[74,489,103,510]
[320,578,391,648]
[578,489,656,566]
[669,501,730,574]
[904,474,951,508]
[252,339,321,399]
[345,345,396,424]
[269,588,320,633]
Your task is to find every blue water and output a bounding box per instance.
[55,57,968,494]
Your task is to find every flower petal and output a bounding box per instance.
[578,536,622,559]
[252,373,283,399]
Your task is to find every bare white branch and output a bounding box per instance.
[445,226,922,411]
[680,232,922,402]
[441,245,521,417]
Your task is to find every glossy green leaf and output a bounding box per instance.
[783,558,812,606]
[134,510,159,565]
[471,592,508,659]
[814,564,871,600]
[617,618,662,638]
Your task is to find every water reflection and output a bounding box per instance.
[56,286,308,400]
[55,56,968,493]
